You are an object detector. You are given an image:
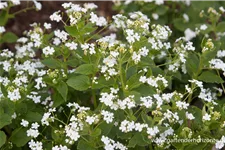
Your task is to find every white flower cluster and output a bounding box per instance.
[99,88,136,110]
[65,115,83,143]
[101,136,127,150]
[189,79,217,104]
[101,110,114,123]
[28,140,43,150]
[52,145,70,150]
[139,74,168,88]
[41,108,55,126]
[27,122,40,138]
[215,136,225,149]
[169,38,195,73]
[90,12,107,27]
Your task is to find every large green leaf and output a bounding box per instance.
[128,132,148,148]
[67,75,90,91]
[186,53,200,77]
[75,64,95,75]
[198,70,224,84]
[11,128,32,147]
[1,32,18,43]
[77,139,96,150]
[0,131,6,148]
[0,10,8,26]
[41,58,61,69]
[65,26,79,37]
[0,114,12,129]
[56,80,68,101]
[216,21,225,32]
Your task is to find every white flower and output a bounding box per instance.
[0,26,5,34]
[101,136,127,150]
[44,23,51,29]
[32,122,40,129]
[28,140,43,150]
[0,2,8,9]
[217,50,225,58]
[101,110,114,123]
[219,6,225,13]
[200,24,207,30]
[54,30,68,42]
[41,112,51,126]
[65,42,78,50]
[99,93,115,107]
[52,145,70,150]
[27,128,39,138]
[132,52,141,64]
[21,119,29,127]
[140,96,153,108]
[202,113,211,121]
[33,0,42,10]
[103,56,117,67]
[176,101,189,110]
[184,28,196,41]
[84,3,98,10]
[126,29,140,43]
[10,0,20,5]
[186,112,195,120]
[85,116,96,125]
[8,88,21,101]
[90,12,107,27]
[152,13,159,20]
[183,14,189,22]
[155,0,164,5]
[139,47,149,57]
[147,126,159,136]
[43,46,55,56]
[50,11,62,22]
[215,136,225,149]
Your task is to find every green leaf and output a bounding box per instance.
[186,53,200,77]
[0,114,11,129]
[24,111,42,122]
[56,81,68,101]
[52,90,65,107]
[173,18,191,31]
[128,132,148,148]
[184,143,207,150]
[67,75,90,91]
[67,58,79,67]
[126,73,142,90]
[198,70,224,83]
[11,128,32,147]
[77,139,96,150]
[92,76,114,89]
[155,5,168,15]
[41,58,61,69]
[98,122,113,135]
[209,121,221,130]
[75,64,95,75]
[2,32,18,43]
[65,26,79,37]
[0,131,6,148]
[0,10,8,26]
[216,21,225,32]
[90,128,101,137]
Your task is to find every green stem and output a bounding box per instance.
[119,59,126,94]
[12,6,35,16]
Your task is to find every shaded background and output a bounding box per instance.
[7,1,115,36]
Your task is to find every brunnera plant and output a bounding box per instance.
[0,2,225,150]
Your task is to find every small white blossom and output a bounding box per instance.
[21,119,29,127]
[202,113,211,121]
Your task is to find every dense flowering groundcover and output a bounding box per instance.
[0,0,225,150]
